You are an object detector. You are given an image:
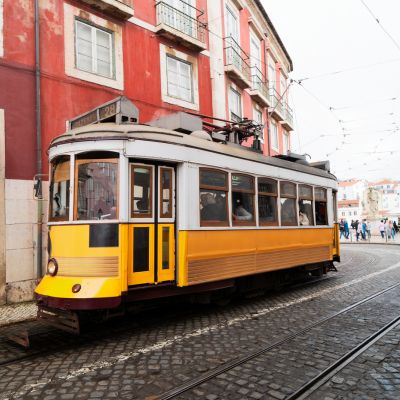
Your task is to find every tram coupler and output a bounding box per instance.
[37,306,80,335]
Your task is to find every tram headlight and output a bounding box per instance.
[47,258,58,276]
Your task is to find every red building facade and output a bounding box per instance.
[0,0,294,303]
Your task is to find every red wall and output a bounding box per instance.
[1,0,212,178]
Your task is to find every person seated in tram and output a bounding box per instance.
[200,193,221,220]
[299,205,310,226]
[232,200,253,221]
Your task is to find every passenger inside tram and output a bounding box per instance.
[232,198,253,221]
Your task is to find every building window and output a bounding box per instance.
[253,107,263,141]
[280,181,297,226]
[271,120,278,150]
[232,174,255,225]
[283,132,289,154]
[199,169,229,226]
[298,185,314,226]
[75,20,113,79]
[258,178,278,225]
[268,56,276,91]
[315,187,328,225]
[229,87,242,122]
[166,55,193,103]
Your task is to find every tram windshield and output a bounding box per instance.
[49,156,70,221]
[75,157,118,220]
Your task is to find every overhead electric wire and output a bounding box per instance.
[360,0,400,54]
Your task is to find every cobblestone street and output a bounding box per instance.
[1,244,400,399]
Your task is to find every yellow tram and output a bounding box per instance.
[35,103,340,330]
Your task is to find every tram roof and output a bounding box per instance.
[50,123,337,181]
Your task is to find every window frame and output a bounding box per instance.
[270,119,279,151]
[159,166,174,220]
[231,173,256,227]
[130,164,154,220]
[315,187,328,226]
[229,86,242,122]
[49,156,71,223]
[166,54,194,103]
[75,18,115,79]
[199,168,229,227]
[74,157,119,221]
[258,177,278,226]
[298,184,314,226]
[279,181,298,226]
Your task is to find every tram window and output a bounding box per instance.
[280,181,297,226]
[315,187,328,225]
[232,174,255,225]
[199,169,228,226]
[298,185,314,226]
[131,166,152,218]
[258,178,277,225]
[160,168,173,218]
[75,159,118,220]
[49,156,70,221]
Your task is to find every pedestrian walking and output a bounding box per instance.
[361,219,367,240]
[339,219,345,239]
[379,220,385,239]
[386,220,392,240]
[389,220,394,240]
[356,220,362,241]
[366,220,371,239]
[344,219,350,239]
[394,221,399,234]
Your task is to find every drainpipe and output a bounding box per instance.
[34,0,43,279]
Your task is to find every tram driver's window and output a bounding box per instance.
[280,181,297,226]
[258,178,278,225]
[49,156,70,221]
[199,169,228,226]
[131,165,152,218]
[76,157,119,220]
[232,174,255,226]
[315,188,328,225]
[298,185,314,226]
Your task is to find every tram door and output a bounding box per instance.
[128,164,175,286]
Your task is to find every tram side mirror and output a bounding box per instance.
[33,177,43,200]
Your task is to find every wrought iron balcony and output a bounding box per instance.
[248,66,270,107]
[269,88,284,121]
[155,1,207,51]
[224,36,252,89]
[77,0,134,19]
[282,103,294,131]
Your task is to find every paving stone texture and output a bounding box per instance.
[0,244,399,399]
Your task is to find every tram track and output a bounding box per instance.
[155,282,400,400]
[0,274,335,369]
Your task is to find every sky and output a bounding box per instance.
[261,0,400,182]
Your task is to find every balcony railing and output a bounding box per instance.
[156,1,207,46]
[250,66,270,105]
[224,36,251,87]
[284,103,294,128]
[269,88,284,119]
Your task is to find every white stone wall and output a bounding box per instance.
[0,109,5,304]
[5,179,48,303]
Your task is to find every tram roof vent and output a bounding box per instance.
[68,96,139,130]
[273,152,310,165]
[310,160,331,172]
[148,112,203,134]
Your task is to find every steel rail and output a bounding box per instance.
[288,314,400,399]
[155,282,400,400]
